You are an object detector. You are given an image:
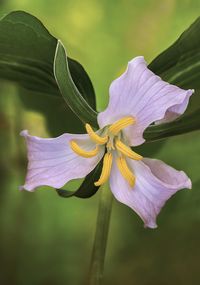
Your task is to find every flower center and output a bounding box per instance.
[70,116,142,188]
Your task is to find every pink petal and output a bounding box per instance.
[155,93,192,124]
[20,130,104,192]
[109,156,191,228]
[98,56,194,146]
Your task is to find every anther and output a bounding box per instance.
[115,139,142,160]
[109,116,136,135]
[70,140,99,158]
[116,156,135,187]
[94,153,113,186]
[85,124,108,145]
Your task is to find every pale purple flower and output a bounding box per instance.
[20,56,193,228]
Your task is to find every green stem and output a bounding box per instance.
[88,183,113,285]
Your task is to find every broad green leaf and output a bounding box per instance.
[0,11,97,133]
[148,17,200,115]
[68,58,96,110]
[54,41,98,128]
[149,17,200,91]
[56,159,103,198]
[1,11,200,141]
[0,11,58,95]
[133,140,165,157]
[145,17,200,142]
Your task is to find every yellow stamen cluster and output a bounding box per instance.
[70,116,142,188]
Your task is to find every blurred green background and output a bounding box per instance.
[0,0,200,284]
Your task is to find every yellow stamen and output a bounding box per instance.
[70,140,99,158]
[85,123,108,145]
[115,139,142,160]
[116,156,135,187]
[109,116,136,135]
[94,153,113,186]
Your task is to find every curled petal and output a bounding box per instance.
[155,93,192,124]
[98,56,194,146]
[109,156,191,228]
[20,130,104,191]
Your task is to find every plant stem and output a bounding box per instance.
[88,183,113,285]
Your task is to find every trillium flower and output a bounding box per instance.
[20,56,194,228]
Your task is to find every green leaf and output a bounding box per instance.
[133,140,165,157]
[149,17,200,90]
[144,108,200,142]
[68,58,96,110]
[54,41,98,128]
[148,17,200,115]
[0,11,58,95]
[145,17,200,142]
[56,159,103,198]
[0,11,97,133]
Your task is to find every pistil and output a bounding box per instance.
[106,135,115,151]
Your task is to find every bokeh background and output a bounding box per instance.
[0,0,200,284]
